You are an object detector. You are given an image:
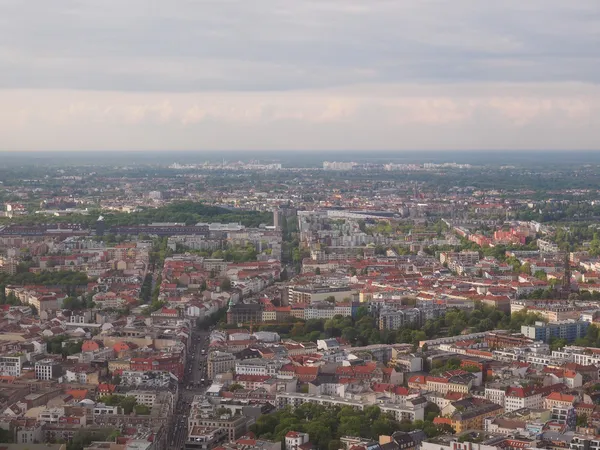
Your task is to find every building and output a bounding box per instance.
[285,431,310,450]
[125,390,157,407]
[273,210,283,231]
[235,359,282,377]
[485,385,507,407]
[485,332,533,349]
[207,351,236,379]
[130,354,183,379]
[570,435,600,450]
[304,302,358,320]
[504,386,542,412]
[227,303,263,325]
[446,400,504,433]
[287,286,355,304]
[191,415,249,442]
[521,320,590,343]
[184,426,228,450]
[276,392,425,422]
[378,307,444,330]
[35,359,62,380]
[0,354,26,377]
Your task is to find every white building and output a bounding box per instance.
[125,390,157,407]
[485,386,506,407]
[504,386,542,412]
[235,358,283,376]
[0,354,26,377]
[285,431,310,450]
[35,359,62,380]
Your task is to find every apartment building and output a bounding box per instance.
[504,386,542,412]
[521,320,589,343]
[125,390,157,407]
[207,351,236,379]
[235,359,282,377]
[35,359,62,380]
[0,354,26,377]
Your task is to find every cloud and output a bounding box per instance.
[0,1,599,150]
[0,1,599,92]
[1,82,600,151]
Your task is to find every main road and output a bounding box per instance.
[168,327,212,450]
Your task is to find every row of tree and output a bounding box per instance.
[0,270,89,287]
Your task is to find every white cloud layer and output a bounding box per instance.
[0,0,599,151]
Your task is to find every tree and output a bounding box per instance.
[577,414,588,427]
[121,396,138,415]
[315,268,321,275]
[134,404,151,415]
[62,296,84,310]
[534,270,548,280]
[355,306,369,320]
[0,428,13,443]
[549,337,568,351]
[219,277,232,291]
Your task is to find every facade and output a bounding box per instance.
[207,351,236,379]
[235,359,282,377]
[304,302,358,320]
[504,386,542,412]
[0,354,26,377]
[285,432,310,450]
[449,402,504,433]
[287,286,354,304]
[227,303,263,325]
[484,386,506,407]
[521,320,590,343]
[35,359,62,380]
[125,390,157,407]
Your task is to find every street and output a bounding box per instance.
[167,327,212,450]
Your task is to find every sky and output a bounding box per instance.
[1,0,600,152]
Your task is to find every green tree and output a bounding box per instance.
[577,414,588,427]
[134,404,151,415]
[220,277,232,291]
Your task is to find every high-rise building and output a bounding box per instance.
[273,209,282,230]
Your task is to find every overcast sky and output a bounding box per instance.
[1,0,600,152]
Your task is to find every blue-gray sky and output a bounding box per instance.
[1,0,599,151]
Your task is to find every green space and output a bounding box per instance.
[251,403,451,450]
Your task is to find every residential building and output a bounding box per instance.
[521,320,590,343]
[207,351,236,379]
[35,359,62,380]
[285,431,310,450]
[0,354,26,377]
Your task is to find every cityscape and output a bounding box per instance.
[2,2,600,450]
[1,154,600,450]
